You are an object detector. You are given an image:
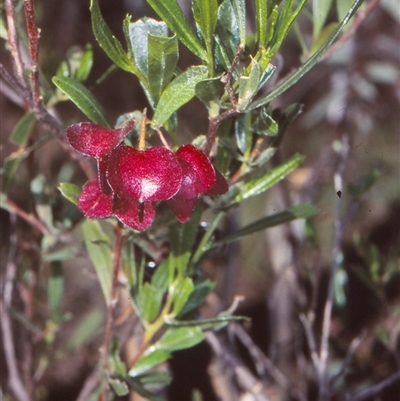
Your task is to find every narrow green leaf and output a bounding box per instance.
[213,204,319,247]
[195,76,224,103]
[169,203,202,278]
[138,371,171,386]
[150,260,169,292]
[313,0,334,38]
[155,326,205,352]
[232,0,246,47]
[179,279,215,316]
[146,0,207,60]
[255,0,268,47]
[109,379,129,396]
[42,246,80,262]
[153,66,208,125]
[249,0,364,110]
[48,262,63,322]
[75,43,94,82]
[233,153,305,204]
[310,23,339,56]
[82,220,112,305]
[129,349,171,377]
[148,33,179,104]
[214,0,240,71]
[58,182,80,206]
[138,283,162,323]
[128,19,169,80]
[10,111,36,147]
[237,59,261,111]
[90,0,136,73]
[192,0,218,50]
[67,308,104,350]
[52,76,110,127]
[166,314,247,330]
[337,0,356,22]
[171,277,194,316]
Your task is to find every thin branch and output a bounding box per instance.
[76,366,101,401]
[5,0,27,88]
[0,214,31,401]
[232,324,292,391]
[299,313,320,374]
[207,331,271,401]
[318,134,350,401]
[322,0,381,61]
[23,0,42,114]
[348,371,400,401]
[329,330,367,388]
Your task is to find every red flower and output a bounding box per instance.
[66,121,228,230]
[168,145,228,222]
[106,145,182,202]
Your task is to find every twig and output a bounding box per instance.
[3,1,96,181]
[322,0,381,61]
[205,47,244,155]
[207,331,271,401]
[318,134,350,401]
[2,197,52,237]
[329,330,367,388]
[5,0,27,88]
[0,214,30,401]
[232,324,292,391]
[299,313,320,374]
[347,370,400,401]
[100,224,125,400]
[23,0,42,115]
[76,366,101,401]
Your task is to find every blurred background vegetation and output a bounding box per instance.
[1,0,399,400]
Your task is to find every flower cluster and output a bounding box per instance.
[66,121,228,231]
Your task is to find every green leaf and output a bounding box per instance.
[52,76,110,127]
[237,58,261,111]
[153,65,208,125]
[148,33,179,104]
[233,153,305,204]
[155,326,205,352]
[337,0,356,22]
[58,182,80,206]
[232,0,246,47]
[253,108,279,137]
[179,279,215,316]
[171,277,194,316]
[249,0,365,110]
[313,0,334,38]
[169,203,202,278]
[166,314,247,331]
[214,0,240,71]
[67,307,104,350]
[138,283,163,323]
[192,0,218,54]
[129,349,171,377]
[310,22,338,56]
[255,0,268,47]
[109,378,129,396]
[75,43,94,82]
[42,246,80,262]
[149,260,169,293]
[213,204,319,247]
[90,0,137,73]
[82,220,112,305]
[137,371,171,386]
[10,111,36,147]
[48,262,63,322]
[146,0,207,60]
[195,76,224,103]
[128,19,168,79]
